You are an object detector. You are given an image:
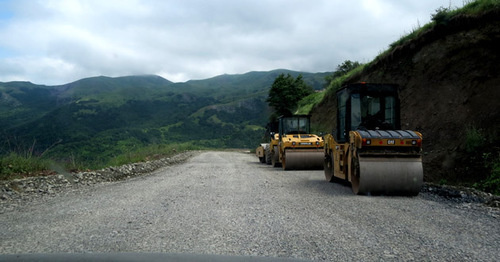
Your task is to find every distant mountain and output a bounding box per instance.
[55,75,172,97]
[168,69,329,103]
[0,81,59,130]
[0,70,331,165]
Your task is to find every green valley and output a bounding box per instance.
[0,70,329,170]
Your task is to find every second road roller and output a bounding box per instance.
[270,115,324,170]
[323,83,423,195]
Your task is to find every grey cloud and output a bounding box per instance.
[0,0,465,85]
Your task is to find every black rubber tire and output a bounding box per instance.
[351,156,361,195]
[324,151,334,182]
[265,146,272,165]
[271,146,281,168]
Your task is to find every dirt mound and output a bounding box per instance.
[312,9,500,184]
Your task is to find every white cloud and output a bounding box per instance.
[0,0,465,85]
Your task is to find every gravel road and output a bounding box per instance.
[1,151,499,261]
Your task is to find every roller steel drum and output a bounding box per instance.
[351,156,423,195]
[282,149,324,170]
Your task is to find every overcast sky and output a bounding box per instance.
[0,0,464,85]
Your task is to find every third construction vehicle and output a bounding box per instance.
[270,115,324,170]
[255,121,279,165]
[323,83,423,195]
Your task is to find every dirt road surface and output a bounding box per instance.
[1,151,499,261]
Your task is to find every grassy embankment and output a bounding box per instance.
[0,142,205,180]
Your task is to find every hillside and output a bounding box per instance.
[311,7,500,184]
[0,70,329,167]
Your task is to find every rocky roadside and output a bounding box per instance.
[421,183,500,209]
[0,151,200,214]
[1,150,498,215]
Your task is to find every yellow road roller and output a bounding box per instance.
[271,115,324,170]
[323,83,423,195]
[256,121,279,165]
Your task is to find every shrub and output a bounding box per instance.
[0,152,52,180]
[464,126,485,152]
[431,6,453,25]
[474,160,500,195]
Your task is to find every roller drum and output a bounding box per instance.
[352,156,423,195]
[283,149,324,170]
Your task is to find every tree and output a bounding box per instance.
[266,73,313,119]
[326,60,362,82]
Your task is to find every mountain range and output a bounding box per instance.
[0,69,330,166]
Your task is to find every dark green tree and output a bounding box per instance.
[325,60,362,83]
[266,73,313,119]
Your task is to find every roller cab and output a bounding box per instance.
[324,83,423,195]
[271,115,324,170]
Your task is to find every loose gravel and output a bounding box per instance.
[1,151,499,261]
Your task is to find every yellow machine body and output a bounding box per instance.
[323,83,424,195]
[270,115,324,170]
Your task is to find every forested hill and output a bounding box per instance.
[0,70,329,166]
